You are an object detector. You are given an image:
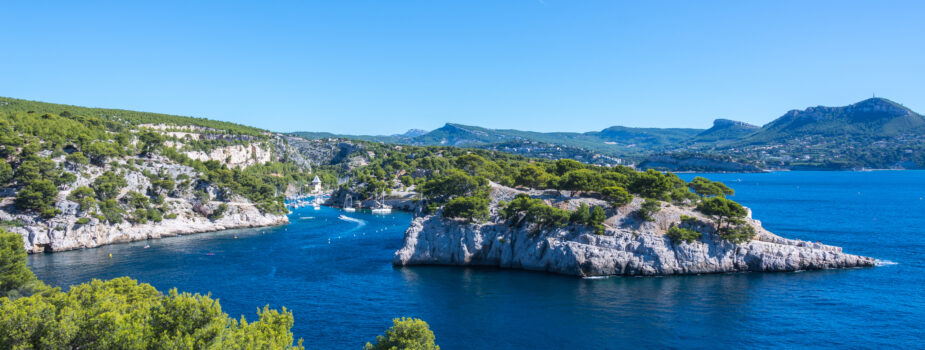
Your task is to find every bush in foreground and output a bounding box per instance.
[0,229,303,349]
[364,317,440,350]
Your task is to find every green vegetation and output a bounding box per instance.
[0,229,303,349]
[638,199,661,222]
[364,317,440,350]
[0,97,303,225]
[688,176,734,198]
[442,196,489,222]
[601,186,632,207]
[2,229,441,349]
[667,226,702,244]
[501,194,570,232]
[210,203,229,221]
[14,179,59,218]
[697,197,747,229]
[696,197,755,243]
[569,203,607,234]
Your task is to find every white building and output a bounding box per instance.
[311,176,322,193]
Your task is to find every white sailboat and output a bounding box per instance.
[371,191,392,214]
[344,194,356,212]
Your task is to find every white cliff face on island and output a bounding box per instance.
[394,184,877,277]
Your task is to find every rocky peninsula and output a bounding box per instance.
[394,184,877,277]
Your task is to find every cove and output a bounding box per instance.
[28,171,924,349]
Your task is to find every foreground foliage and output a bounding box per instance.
[0,229,303,349]
[364,318,440,350]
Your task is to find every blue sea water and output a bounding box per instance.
[28,171,925,349]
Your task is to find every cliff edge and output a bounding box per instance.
[393,184,876,277]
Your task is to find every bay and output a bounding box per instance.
[28,171,925,349]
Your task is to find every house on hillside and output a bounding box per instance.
[311,176,322,193]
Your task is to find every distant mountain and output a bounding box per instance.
[291,97,925,170]
[397,129,429,138]
[590,126,702,148]
[743,98,925,144]
[689,119,759,144]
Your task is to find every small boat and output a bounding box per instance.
[371,191,392,214]
[371,207,392,214]
[143,245,150,249]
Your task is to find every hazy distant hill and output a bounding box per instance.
[293,97,925,170]
[742,98,924,144]
[293,122,705,162]
[688,119,760,144]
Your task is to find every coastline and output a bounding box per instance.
[3,201,289,253]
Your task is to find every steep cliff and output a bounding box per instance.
[393,184,877,277]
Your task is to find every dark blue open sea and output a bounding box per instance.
[28,171,925,349]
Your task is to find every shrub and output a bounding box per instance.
[164,213,178,220]
[421,170,487,202]
[92,171,126,200]
[688,176,734,198]
[0,229,38,296]
[75,217,90,225]
[195,190,211,203]
[0,161,12,184]
[54,171,77,186]
[15,179,59,217]
[65,152,88,165]
[638,198,661,222]
[628,169,673,199]
[209,203,228,221]
[696,197,747,229]
[601,186,632,207]
[364,317,439,350]
[442,196,489,222]
[501,194,570,231]
[514,165,551,188]
[557,169,606,192]
[99,199,124,224]
[720,224,756,243]
[667,226,702,244]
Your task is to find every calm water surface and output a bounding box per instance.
[28,171,925,349]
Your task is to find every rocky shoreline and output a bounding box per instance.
[393,184,878,277]
[2,199,287,253]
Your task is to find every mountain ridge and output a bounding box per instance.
[293,97,925,170]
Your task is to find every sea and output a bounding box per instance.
[27,171,925,349]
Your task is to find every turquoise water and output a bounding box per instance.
[28,171,925,349]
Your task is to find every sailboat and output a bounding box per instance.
[344,194,356,212]
[371,191,392,214]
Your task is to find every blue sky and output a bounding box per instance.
[2,1,923,134]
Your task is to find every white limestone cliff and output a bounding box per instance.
[393,184,877,277]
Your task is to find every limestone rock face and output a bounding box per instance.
[184,144,272,169]
[1,155,288,253]
[4,201,287,253]
[393,184,877,277]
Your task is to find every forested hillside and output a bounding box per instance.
[0,97,318,252]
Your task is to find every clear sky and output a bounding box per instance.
[2,1,923,134]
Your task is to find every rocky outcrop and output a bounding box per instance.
[184,143,273,169]
[2,155,288,253]
[393,184,877,277]
[3,200,287,253]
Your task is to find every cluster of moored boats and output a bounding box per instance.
[287,196,324,210]
[286,194,392,214]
